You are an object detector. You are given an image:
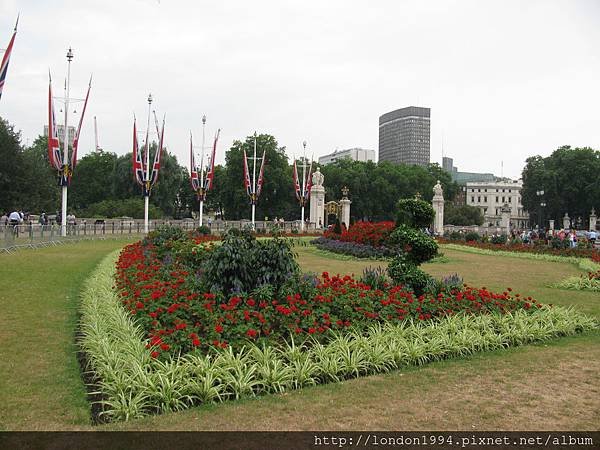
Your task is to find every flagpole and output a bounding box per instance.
[199,115,206,227]
[300,141,307,232]
[61,48,73,237]
[252,132,257,229]
[144,93,152,234]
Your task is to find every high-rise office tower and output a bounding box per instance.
[378,106,430,166]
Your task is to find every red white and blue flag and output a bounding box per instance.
[132,118,145,186]
[150,112,165,187]
[70,76,92,178]
[204,129,220,192]
[47,75,63,172]
[303,159,313,202]
[292,157,301,201]
[243,146,252,197]
[255,150,266,198]
[190,133,200,193]
[0,17,18,101]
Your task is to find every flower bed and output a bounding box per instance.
[81,251,598,422]
[325,221,396,247]
[118,233,547,359]
[441,243,600,273]
[437,237,600,263]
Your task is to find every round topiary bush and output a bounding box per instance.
[389,224,439,265]
[395,198,435,229]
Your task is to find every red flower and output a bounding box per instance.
[246,329,258,338]
[215,324,223,333]
[160,343,170,351]
[151,351,160,358]
[192,338,201,347]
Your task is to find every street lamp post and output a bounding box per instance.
[536,190,545,230]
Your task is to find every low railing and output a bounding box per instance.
[0,220,323,252]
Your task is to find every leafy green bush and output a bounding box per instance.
[464,231,480,242]
[387,257,433,296]
[396,198,434,228]
[202,231,299,295]
[197,225,211,235]
[389,225,439,265]
[490,234,508,245]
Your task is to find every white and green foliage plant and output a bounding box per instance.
[553,275,600,292]
[80,252,598,422]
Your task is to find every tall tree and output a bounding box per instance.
[221,134,293,220]
[522,146,600,226]
[0,117,26,213]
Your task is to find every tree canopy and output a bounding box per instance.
[521,146,600,227]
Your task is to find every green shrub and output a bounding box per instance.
[389,225,439,265]
[202,231,299,295]
[197,225,211,235]
[387,256,433,296]
[395,198,434,229]
[464,231,480,242]
[490,234,507,245]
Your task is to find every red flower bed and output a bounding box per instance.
[325,221,396,247]
[115,236,543,360]
[437,237,600,262]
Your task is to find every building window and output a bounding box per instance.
[484,189,487,192]
[484,196,487,202]
[508,197,511,203]
[496,196,499,202]
[477,196,481,202]
[502,196,505,202]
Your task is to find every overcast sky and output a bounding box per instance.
[1,0,599,179]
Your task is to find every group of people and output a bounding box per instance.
[514,228,597,248]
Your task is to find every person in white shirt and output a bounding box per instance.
[8,211,22,225]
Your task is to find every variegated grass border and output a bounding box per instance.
[79,250,598,422]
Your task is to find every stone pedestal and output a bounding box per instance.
[548,219,555,231]
[500,204,511,233]
[431,180,444,235]
[309,169,325,228]
[590,208,597,231]
[563,213,570,230]
[340,198,351,228]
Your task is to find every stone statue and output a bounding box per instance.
[433,180,443,197]
[312,168,324,188]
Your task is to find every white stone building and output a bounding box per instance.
[465,180,529,229]
[318,148,375,166]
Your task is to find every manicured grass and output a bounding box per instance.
[0,239,135,430]
[1,239,599,430]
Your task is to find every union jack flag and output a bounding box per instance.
[132,118,146,187]
[47,75,63,172]
[0,17,17,101]
[149,112,165,187]
[304,159,313,202]
[292,157,301,201]
[70,76,91,179]
[243,146,252,197]
[204,129,220,192]
[190,133,200,193]
[255,150,266,198]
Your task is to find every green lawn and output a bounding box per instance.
[1,240,598,430]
